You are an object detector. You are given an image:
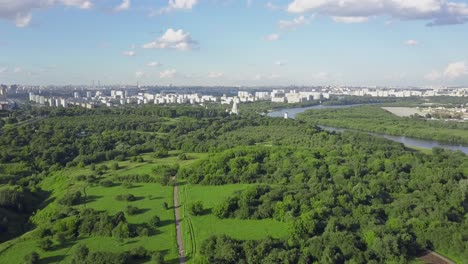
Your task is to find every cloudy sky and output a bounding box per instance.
[0,0,468,86]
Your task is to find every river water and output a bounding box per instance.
[267,105,468,154]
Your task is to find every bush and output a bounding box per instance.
[59,191,82,206]
[178,153,188,160]
[115,194,136,202]
[189,200,205,216]
[55,232,66,246]
[38,238,53,251]
[151,252,165,264]
[23,252,40,264]
[122,181,133,189]
[149,215,161,228]
[126,205,139,215]
[111,162,120,170]
[100,180,114,187]
[129,246,148,259]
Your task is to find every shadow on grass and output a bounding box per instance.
[158,219,173,227]
[85,195,103,203]
[40,254,65,264]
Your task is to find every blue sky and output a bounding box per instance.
[1,0,468,86]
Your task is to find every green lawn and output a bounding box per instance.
[178,183,289,262]
[0,152,208,263]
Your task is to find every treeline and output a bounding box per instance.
[298,105,468,144]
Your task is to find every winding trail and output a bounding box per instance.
[419,250,455,264]
[173,179,186,264]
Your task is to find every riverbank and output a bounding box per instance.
[267,105,468,154]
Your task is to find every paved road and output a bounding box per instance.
[173,180,186,264]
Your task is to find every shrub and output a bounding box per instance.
[100,180,114,187]
[38,238,53,251]
[23,252,40,264]
[126,205,139,215]
[122,181,133,189]
[115,194,136,202]
[189,201,205,216]
[149,215,161,228]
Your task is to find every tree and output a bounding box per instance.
[23,252,40,264]
[112,222,130,241]
[38,238,53,251]
[189,201,205,216]
[151,252,165,264]
[149,215,161,228]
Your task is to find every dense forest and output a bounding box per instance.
[0,103,467,263]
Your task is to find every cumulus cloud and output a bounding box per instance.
[0,67,7,73]
[208,72,224,78]
[405,39,419,46]
[14,67,22,73]
[115,0,131,12]
[147,61,162,67]
[122,50,136,56]
[143,28,198,51]
[265,33,280,41]
[425,61,468,81]
[0,0,92,27]
[160,69,177,78]
[332,16,369,23]
[279,16,310,29]
[275,61,286,66]
[444,61,468,79]
[286,0,468,26]
[158,0,198,14]
[424,70,442,81]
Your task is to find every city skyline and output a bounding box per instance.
[1,0,468,86]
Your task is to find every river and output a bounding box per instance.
[267,105,468,154]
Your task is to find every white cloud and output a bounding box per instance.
[332,16,369,23]
[143,28,197,51]
[405,39,419,46]
[0,67,7,73]
[160,69,177,79]
[424,61,468,81]
[279,16,310,29]
[13,67,22,73]
[208,72,224,78]
[115,0,131,12]
[123,50,136,56]
[254,74,262,80]
[147,61,162,67]
[424,70,442,81]
[158,0,198,14]
[444,61,468,79]
[275,61,286,66]
[265,33,280,41]
[135,71,145,78]
[0,0,92,27]
[286,0,468,26]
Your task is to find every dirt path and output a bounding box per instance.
[419,250,455,264]
[173,180,186,264]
